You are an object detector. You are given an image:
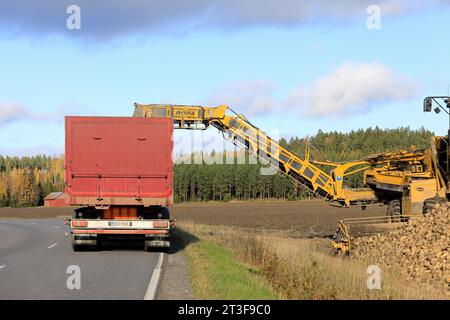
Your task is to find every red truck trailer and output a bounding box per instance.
[65,116,174,251]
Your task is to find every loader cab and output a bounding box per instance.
[423,96,450,186]
[434,136,450,181]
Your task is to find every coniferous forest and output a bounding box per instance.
[0,127,433,207]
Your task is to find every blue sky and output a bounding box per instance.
[1,1,450,156]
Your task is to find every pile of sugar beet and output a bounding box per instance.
[352,201,449,292]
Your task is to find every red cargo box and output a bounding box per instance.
[65,116,173,207]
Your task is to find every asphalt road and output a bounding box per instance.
[0,218,163,300]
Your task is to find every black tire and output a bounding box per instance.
[144,244,161,253]
[387,199,402,222]
[144,240,153,252]
[72,241,100,252]
[161,247,169,254]
[423,197,445,215]
[144,241,169,253]
[95,236,102,251]
[72,244,84,252]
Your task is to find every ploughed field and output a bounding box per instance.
[171,200,386,237]
[0,200,387,237]
[0,206,75,219]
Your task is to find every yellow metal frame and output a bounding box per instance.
[133,103,378,206]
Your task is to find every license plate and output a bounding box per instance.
[108,221,133,227]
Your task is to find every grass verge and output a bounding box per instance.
[174,228,278,299]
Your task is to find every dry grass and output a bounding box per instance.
[179,222,448,300]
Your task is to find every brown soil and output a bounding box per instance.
[170,200,386,237]
[0,206,75,219]
[0,200,386,237]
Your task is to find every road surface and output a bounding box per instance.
[0,218,164,299]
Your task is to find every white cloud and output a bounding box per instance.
[0,145,63,157]
[286,62,418,118]
[0,0,443,41]
[0,101,91,125]
[205,80,276,116]
[0,103,28,124]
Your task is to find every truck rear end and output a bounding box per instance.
[65,116,174,251]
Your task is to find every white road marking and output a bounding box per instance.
[53,226,60,229]
[28,222,37,225]
[144,252,165,300]
[47,242,58,249]
[0,265,6,270]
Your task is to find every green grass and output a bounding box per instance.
[184,238,278,300]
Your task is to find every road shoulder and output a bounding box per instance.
[157,250,193,300]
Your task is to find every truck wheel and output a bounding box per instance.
[72,244,84,252]
[387,200,402,222]
[95,236,102,251]
[144,241,170,253]
[144,243,155,252]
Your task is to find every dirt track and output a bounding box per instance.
[0,200,386,237]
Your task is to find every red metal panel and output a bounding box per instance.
[65,116,173,206]
[45,200,63,207]
[44,192,69,207]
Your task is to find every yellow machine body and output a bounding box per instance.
[133,103,449,216]
[133,102,450,254]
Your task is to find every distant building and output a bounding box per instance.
[44,192,68,207]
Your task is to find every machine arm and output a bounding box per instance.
[133,103,377,206]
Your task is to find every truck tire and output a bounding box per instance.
[72,244,84,252]
[144,239,170,253]
[144,242,164,252]
[144,242,153,252]
[387,199,402,222]
[95,236,102,251]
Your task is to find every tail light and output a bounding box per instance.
[153,221,169,228]
[72,220,88,227]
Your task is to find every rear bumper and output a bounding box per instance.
[72,229,169,235]
[71,229,170,247]
[69,218,173,248]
